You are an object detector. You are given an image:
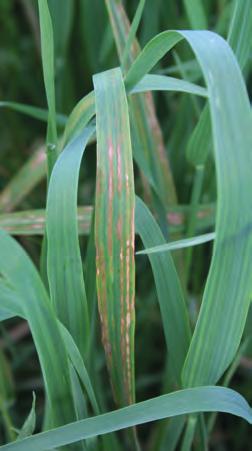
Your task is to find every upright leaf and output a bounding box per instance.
[93,68,135,406]
[228,0,252,71]
[37,0,57,175]
[135,197,191,384]
[183,0,207,29]
[46,128,94,358]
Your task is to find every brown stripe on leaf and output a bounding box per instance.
[93,68,135,407]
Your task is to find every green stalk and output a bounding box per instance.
[181,415,197,451]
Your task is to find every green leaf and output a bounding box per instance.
[136,232,215,255]
[0,101,67,126]
[0,230,76,427]
[180,31,252,387]
[37,0,57,175]
[186,105,212,167]
[17,393,36,440]
[183,0,207,29]
[59,324,99,416]
[121,0,146,70]
[0,147,46,213]
[131,74,208,97]
[46,128,94,359]
[0,207,93,236]
[1,386,252,450]
[93,68,135,406]
[61,92,95,149]
[228,0,252,70]
[135,197,191,384]
[124,29,252,387]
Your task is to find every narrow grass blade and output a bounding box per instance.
[59,323,99,415]
[183,0,207,29]
[17,393,36,440]
[135,197,191,383]
[125,32,183,89]
[0,349,15,442]
[93,68,135,406]
[131,74,208,97]
[121,0,145,70]
[46,127,94,358]
[0,207,93,236]
[228,0,252,70]
[0,101,67,126]
[0,146,46,212]
[136,232,215,255]
[37,0,57,175]
[61,92,95,149]
[0,230,76,427]
[47,0,75,111]
[1,386,252,450]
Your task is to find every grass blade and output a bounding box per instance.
[125,29,252,387]
[1,386,252,450]
[0,230,76,427]
[0,101,67,126]
[183,0,207,29]
[180,31,252,387]
[94,68,135,406]
[37,0,57,175]
[136,232,215,255]
[131,74,207,97]
[228,0,252,71]
[46,128,94,359]
[135,197,191,384]
[121,0,145,70]
[61,92,95,149]
[0,146,46,213]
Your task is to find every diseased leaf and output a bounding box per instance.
[93,68,135,406]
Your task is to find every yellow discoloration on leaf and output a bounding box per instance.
[94,68,135,407]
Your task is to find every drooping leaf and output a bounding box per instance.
[125,30,252,387]
[1,386,252,450]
